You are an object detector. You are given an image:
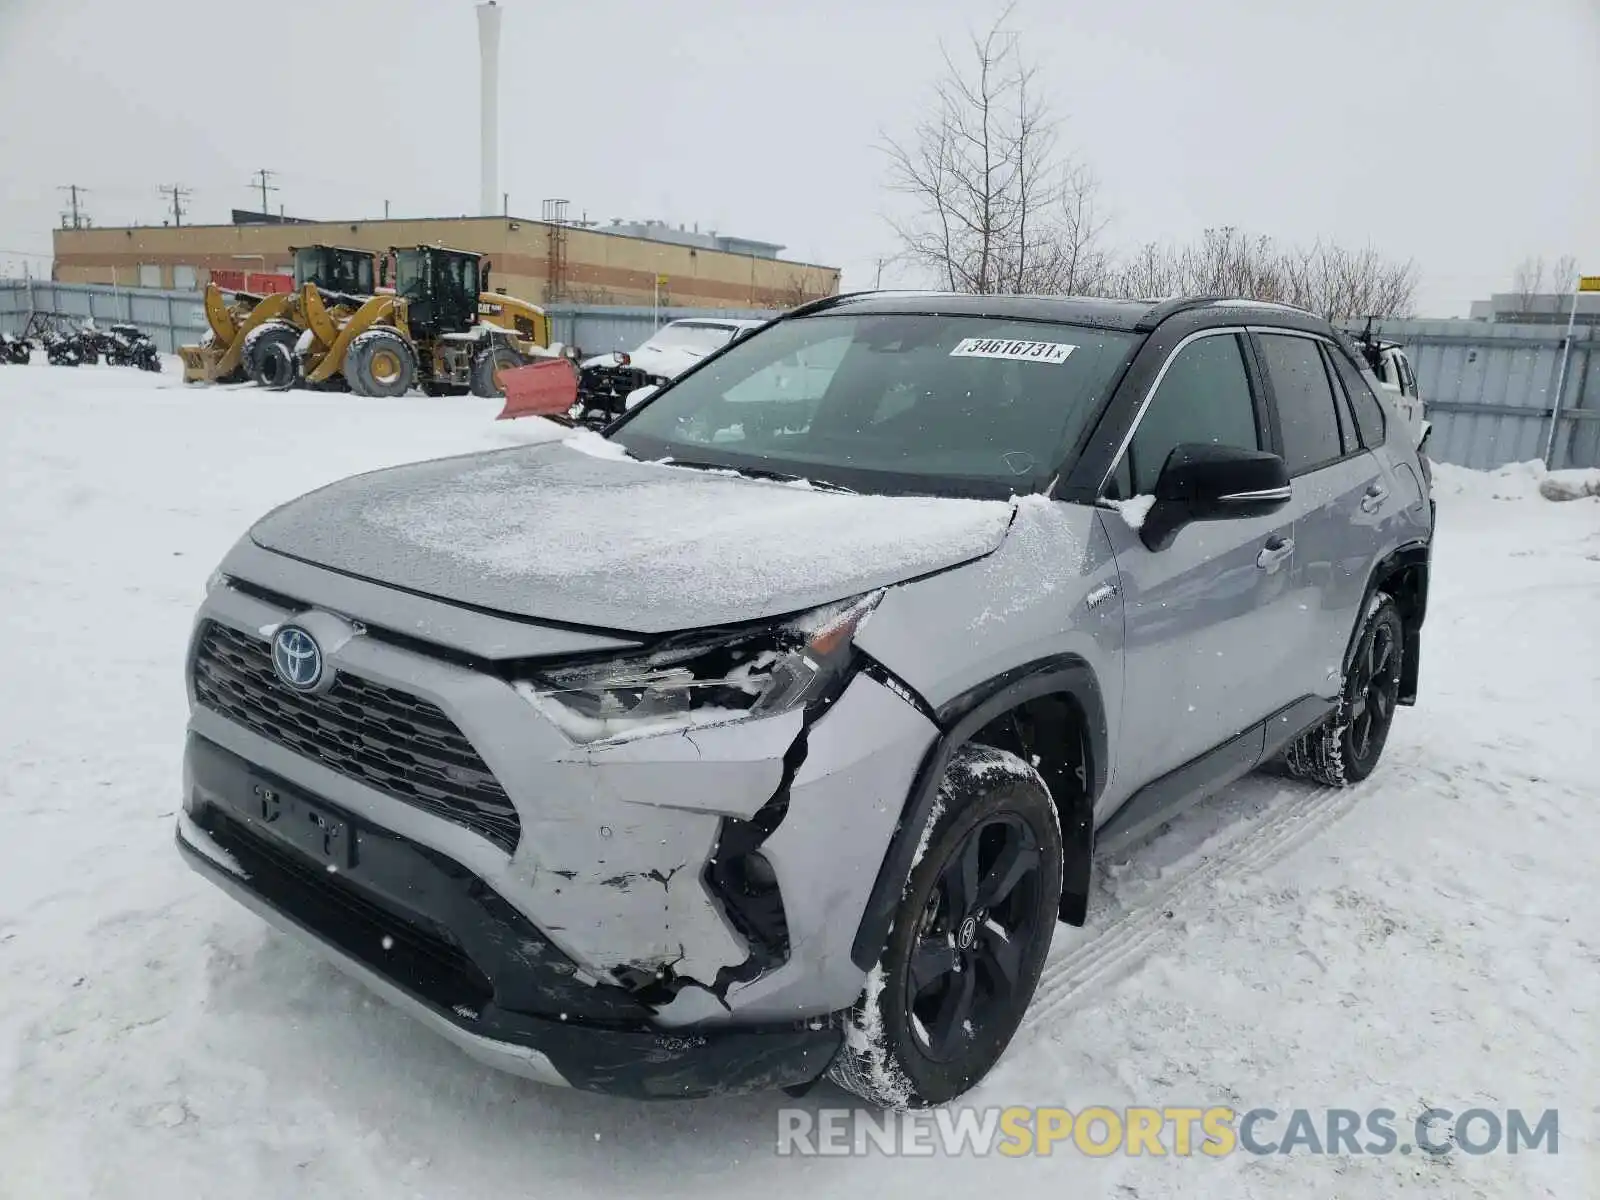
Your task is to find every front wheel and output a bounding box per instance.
[829,744,1062,1108]
[344,328,415,398]
[470,343,526,397]
[242,322,300,388]
[1286,594,1404,786]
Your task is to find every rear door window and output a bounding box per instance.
[1327,345,1386,447]
[1258,333,1345,474]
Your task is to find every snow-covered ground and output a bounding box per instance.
[1,361,1596,1198]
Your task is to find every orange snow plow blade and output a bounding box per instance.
[496,358,580,421]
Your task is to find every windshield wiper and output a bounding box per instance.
[661,458,858,494]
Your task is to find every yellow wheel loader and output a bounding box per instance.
[177,245,376,386]
[239,246,378,390]
[178,285,293,384]
[294,246,552,398]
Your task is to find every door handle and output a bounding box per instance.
[1360,483,1389,513]
[1256,536,1294,572]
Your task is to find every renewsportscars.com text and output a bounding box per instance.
[777,1106,1560,1158]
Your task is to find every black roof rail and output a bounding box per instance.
[756,289,885,327]
[1135,295,1323,331]
[1134,295,1227,329]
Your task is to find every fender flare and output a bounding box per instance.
[849,655,1108,970]
[1349,539,1430,703]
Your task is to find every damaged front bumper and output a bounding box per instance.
[179,568,938,1094]
[177,736,841,1098]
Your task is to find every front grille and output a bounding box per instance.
[193,621,521,852]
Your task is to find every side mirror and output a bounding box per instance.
[624,384,659,411]
[1141,443,1290,549]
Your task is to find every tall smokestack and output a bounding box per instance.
[477,1,501,217]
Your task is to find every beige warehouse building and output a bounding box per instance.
[52,214,840,310]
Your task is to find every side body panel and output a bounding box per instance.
[1279,454,1387,698]
[1095,501,1299,810]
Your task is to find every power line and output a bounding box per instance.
[249,168,279,216]
[158,183,192,227]
[57,184,91,229]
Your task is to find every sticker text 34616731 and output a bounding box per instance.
[949,337,1077,364]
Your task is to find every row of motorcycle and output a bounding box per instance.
[0,324,161,372]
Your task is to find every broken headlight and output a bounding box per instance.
[519,592,882,744]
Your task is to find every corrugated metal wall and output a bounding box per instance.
[1342,318,1599,470]
[0,280,209,354]
[0,279,771,361]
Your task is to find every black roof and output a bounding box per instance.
[800,290,1334,336]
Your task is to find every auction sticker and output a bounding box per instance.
[949,337,1076,364]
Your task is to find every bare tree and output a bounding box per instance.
[881,10,1415,315]
[1511,255,1548,309]
[883,7,1097,295]
[764,269,832,310]
[1090,228,1414,317]
[1018,164,1113,294]
[1549,253,1578,294]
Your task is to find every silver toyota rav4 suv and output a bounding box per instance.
[177,293,1434,1107]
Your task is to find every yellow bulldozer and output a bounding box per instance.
[178,245,376,385]
[279,245,553,397]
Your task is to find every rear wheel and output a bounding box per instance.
[470,343,526,398]
[828,744,1062,1108]
[242,322,300,388]
[1286,594,1404,786]
[344,328,415,398]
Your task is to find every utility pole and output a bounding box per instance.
[158,184,192,227]
[384,199,390,220]
[249,168,278,216]
[57,184,91,229]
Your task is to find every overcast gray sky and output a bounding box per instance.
[1,0,1595,314]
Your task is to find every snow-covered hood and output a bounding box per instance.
[248,439,1017,634]
[626,341,712,381]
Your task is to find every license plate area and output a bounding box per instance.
[232,775,357,870]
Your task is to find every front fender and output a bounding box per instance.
[847,498,1126,964]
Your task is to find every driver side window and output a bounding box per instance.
[1121,333,1260,496]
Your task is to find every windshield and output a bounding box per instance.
[611,313,1140,498]
[641,321,743,355]
[295,249,375,294]
[395,251,425,300]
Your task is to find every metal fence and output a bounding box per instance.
[6,280,1593,471]
[1342,318,1599,471]
[0,280,208,354]
[0,279,774,360]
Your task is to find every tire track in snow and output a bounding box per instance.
[1023,776,1370,1030]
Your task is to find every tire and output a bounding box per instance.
[242,322,300,387]
[1286,594,1404,786]
[343,328,415,398]
[256,343,296,390]
[828,744,1063,1108]
[469,343,526,398]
